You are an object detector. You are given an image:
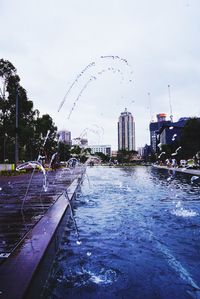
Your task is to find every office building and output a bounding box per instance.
[89,145,111,156]
[118,108,135,151]
[58,130,71,145]
[149,113,171,153]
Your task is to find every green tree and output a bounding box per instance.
[70,145,82,157]
[117,149,138,164]
[94,151,110,163]
[33,114,57,161]
[58,142,71,161]
[0,59,36,162]
[180,118,200,159]
[0,59,58,163]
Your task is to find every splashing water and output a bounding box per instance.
[88,268,118,285]
[16,161,48,213]
[172,134,177,141]
[171,146,182,156]
[191,176,199,184]
[64,190,81,244]
[49,152,58,169]
[158,152,166,159]
[42,130,50,147]
[171,201,198,218]
[58,62,96,112]
[57,55,133,119]
[16,161,47,192]
[79,125,103,144]
[100,55,130,66]
[67,76,97,119]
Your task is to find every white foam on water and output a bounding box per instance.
[88,269,117,285]
[89,273,105,284]
[171,208,198,218]
[171,201,198,218]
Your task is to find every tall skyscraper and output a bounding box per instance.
[118,108,135,151]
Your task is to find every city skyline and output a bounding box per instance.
[1,0,200,150]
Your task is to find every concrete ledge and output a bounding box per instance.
[152,164,200,176]
[0,178,80,299]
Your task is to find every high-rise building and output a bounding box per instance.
[58,130,71,145]
[149,113,171,153]
[118,108,135,151]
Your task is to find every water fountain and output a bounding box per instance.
[171,146,182,156]
[64,189,81,245]
[57,55,134,120]
[158,151,166,159]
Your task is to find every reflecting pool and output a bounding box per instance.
[42,166,200,299]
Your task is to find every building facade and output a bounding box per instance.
[118,108,135,151]
[149,113,171,153]
[89,145,111,156]
[159,117,189,145]
[58,130,71,145]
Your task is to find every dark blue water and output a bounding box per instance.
[43,166,200,299]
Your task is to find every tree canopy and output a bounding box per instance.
[0,58,57,163]
[180,118,200,159]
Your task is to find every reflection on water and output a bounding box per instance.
[42,166,200,299]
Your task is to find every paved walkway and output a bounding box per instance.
[0,166,85,299]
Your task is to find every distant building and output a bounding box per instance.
[118,108,135,151]
[58,130,71,145]
[111,150,118,158]
[143,144,152,161]
[72,137,88,148]
[149,113,171,153]
[137,147,145,158]
[158,117,189,146]
[89,145,111,156]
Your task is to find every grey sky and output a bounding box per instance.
[1,0,200,150]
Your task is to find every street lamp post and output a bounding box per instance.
[15,84,19,169]
[3,133,7,162]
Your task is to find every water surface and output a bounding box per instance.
[43,166,200,299]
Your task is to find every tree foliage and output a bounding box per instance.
[117,149,138,163]
[58,142,71,161]
[180,118,200,159]
[94,151,110,163]
[0,58,57,163]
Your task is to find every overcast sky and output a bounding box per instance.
[1,0,200,150]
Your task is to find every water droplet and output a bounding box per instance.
[191,176,199,183]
